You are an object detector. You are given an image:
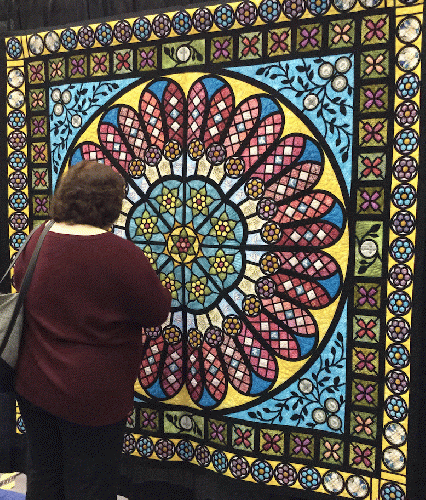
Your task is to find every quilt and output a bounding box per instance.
[3,0,424,497]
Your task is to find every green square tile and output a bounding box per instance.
[32,167,49,189]
[356,187,384,215]
[114,49,133,74]
[68,55,87,78]
[48,58,65,81]
[360,49,389,78]
[358,152,386,181]
[361,15,389,45]
[27,61,45,84]
[29,89,46,111]
[320,437,344,465]
[297,25,322,52]
[32,194,49,216]
[137,47,157,72]
[140,408,159,432]
[208,419,227,445]
[353,346,379,375]
[329,19,354,48]
[268,28,291,56]
[239,32,262,60]
[350,411,377,439]
[352,379,378,407]
[359,118,387,146]
[354,283,381,310]
[31,142,48,164]
[350,442,376,470]
[290,433,314,460]
[30,115,47,138]
[360,84,388,113]
[211,36,233,63]
[90,52,109,76]
[260,429,284,456]
[353,315,380,343]
[232,424,254,451]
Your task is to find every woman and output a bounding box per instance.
[14,160,171,500]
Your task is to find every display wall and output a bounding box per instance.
[1,0,425,498]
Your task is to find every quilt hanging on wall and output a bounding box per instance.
[4,0,424,497]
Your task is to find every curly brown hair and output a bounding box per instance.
[50,160,125,228]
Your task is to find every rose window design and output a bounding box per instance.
[68,74,348,410]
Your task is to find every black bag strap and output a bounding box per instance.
[0,220,55,354]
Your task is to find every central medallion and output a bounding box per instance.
[166,224,201,265]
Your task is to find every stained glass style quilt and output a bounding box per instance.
[3,0,424,498]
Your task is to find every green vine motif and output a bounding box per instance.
[163,43,204,65]
[248,332,345,431]
[165,413,204,437]
[355,223,382,275]
[50,81,121,173]
[255,58,353,163]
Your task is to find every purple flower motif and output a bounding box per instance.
[355,383,375,403]
[71,57,85,75]
[364,88,384,109]
[300,27,319,48]
[211,422,225,441]
[360,190,380,211]
[213,39,231,59]
[33,118,45,135]
[293,436,311,456]
[140,49,155,69]
[357,286,378,307]
[34,197,48,213]
[355,351,376,372]
[141,411,157,429]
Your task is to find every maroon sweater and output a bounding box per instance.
[14,224,171,426]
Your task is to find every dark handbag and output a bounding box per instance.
[0,220,54,393]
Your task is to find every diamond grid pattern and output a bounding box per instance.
[277,251,337,278]
[278,223,340,247]
[274,192,333,224]
[187,82,207,143]
[264,162,323,201]
[140,91,165,148]
[224,98,260,156]
[99,124,132,167]
[203,345,226,401]
[164,83,185,144]
[272,273,330,308]
[204,86,234,147]
[162,343,184,396]
[140,337,165,386]
[118,106,148,158]
[238,329,276,379]
[220,335,250,393]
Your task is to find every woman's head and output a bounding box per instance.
[50,160,125,228]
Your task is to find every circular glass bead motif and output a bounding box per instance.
[155,438,175,459]
[259,0,281,23]
[333,0,356,10]
[9,192,28,210]
[359,0,382,7]
[393,156,417,182]
[133,18,151,41]
[388,263,412,289]
[176,440,194,461]
[152,15,171,38]
[397,46,420,71]
[44,31,60,52]
[299,467,321,490]
[397,16,421,43]
[394,128,419,154]
[10,232,27,251]
[229,456,250,478]
[391,211,415,235]
[235,1,258,26]
[195,445,211,466]
[113,20,132,43]
[245,178,264,199]
[9,171,27,190]
[307,0,331,16]
[214,4,235,30]
[323,471,344,495]
[242,295,261,316]
[303,94,319,110]
[327,415,342,430]
[383,447,406,473]
[28,34,44,55]
[9,151,27,170]
[386,370,409,395]
[386,344,409,369]
[299,378,313,394]
[212,450,228,472]
[6,37,22,59]
[387,291,411,316]
[225,157,245,177]
[282,0,306,19]
[385,395,408,421]
[336,57,352,73]
[8,69,25,88]
[390,237,414,264]
[193,8,214,32]
[392,184,416,210]
[8,110,25,130]
[61,28,78,50]
[251,459,273,483]
[395,101,419,128]
[331,75,348,92]
[387,318,410,342]
[312,407,326,423]
[380,482,406,500]
[136,436,154,457]
[325,398,339,413]
[95,23,113,45]
[8,90,25,109]
[274,463,296,485]
[78,26,95,48]
[8,131,26,151]
[346,475,369,498]
[9,212,28,231]
[384,422,407,446]
[172,11,192,35]
[319,62,334,79]
[123,433,136,454]
[396,73,420,99]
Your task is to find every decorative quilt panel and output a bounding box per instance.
[4,0,423,497]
